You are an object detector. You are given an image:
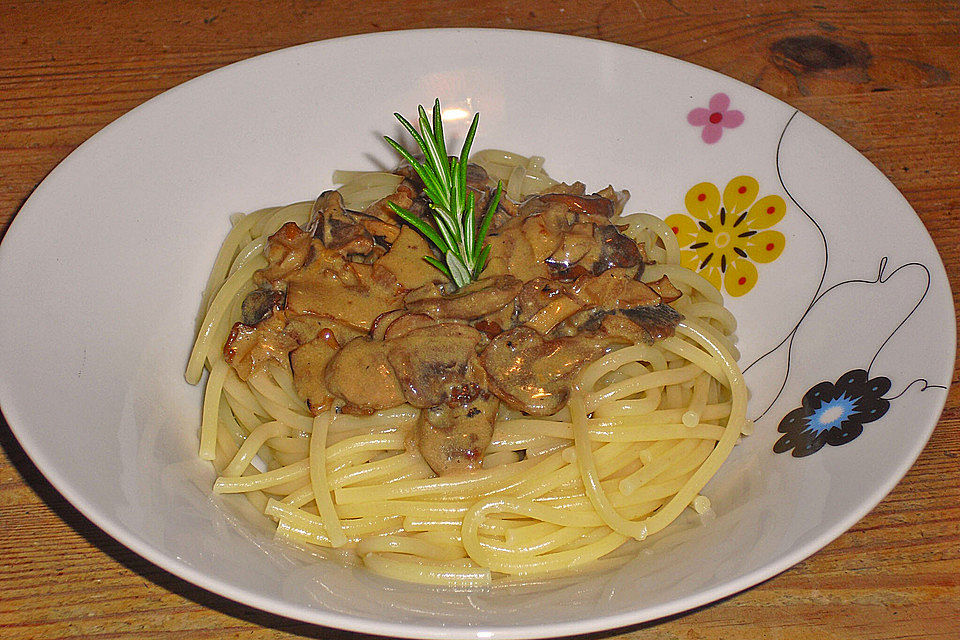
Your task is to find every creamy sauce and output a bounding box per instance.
[223,166,683,475]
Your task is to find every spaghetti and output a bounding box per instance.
[186,150,748,586]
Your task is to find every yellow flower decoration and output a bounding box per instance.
[666,176,786,296]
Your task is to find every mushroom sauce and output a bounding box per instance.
[223,165,683,476]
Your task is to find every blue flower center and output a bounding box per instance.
[806,393,857,433]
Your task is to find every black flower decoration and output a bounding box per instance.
[774,369,891,458]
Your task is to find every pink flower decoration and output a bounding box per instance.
[687,93,745,144]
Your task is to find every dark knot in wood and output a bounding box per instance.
[771,35,871,73]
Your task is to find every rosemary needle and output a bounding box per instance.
[385,99,502,289]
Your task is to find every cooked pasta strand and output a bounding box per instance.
[188,151,750,585]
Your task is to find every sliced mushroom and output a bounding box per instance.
[283,314,362,347]
[381,313,443,341]
[514,277,565,325]
[363,180,417,225]
[376,225,446,290]
[418,383,499,475]
[465,162,494,218]
[645,275,683,303]
[290,335,339,415]
[222,311,298,381]
[383,320,497,475]
[386,323,483,407]
[404,281,448,305]
[519,193,615,221]
[567,269,662,309]
[562,270,683,342]
[240,288,285,325]
[520,206,568,262]
[404,275,522,320]
[543,225,596,272]
[370,309,408,341]
[479,326,612,415]
[618,304,684,342]
[286,261,405,332]
[309,190,375,258]
[254,221,314,287]
[549,307,611,338]
[465,162,492,189]
[352,210,401,245]
[483,225,548,282]
[324,336,404,412]
[594,185,630,216]
[591,224,641,275]
[541,182,586,196]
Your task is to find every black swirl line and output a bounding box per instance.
[883,378,948,401]
[865,259,931,377]
[803,257,935,376]
[742,111,945,421]
[744,110,829,421]
[751,255,943,420]
[799,257,943,394]
[862,259,947,398]
[743,110,828,377]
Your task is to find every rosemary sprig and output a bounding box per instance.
[384,99,502,289]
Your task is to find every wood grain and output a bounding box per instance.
[1,1,958,638]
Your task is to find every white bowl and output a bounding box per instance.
[0,29,953,639]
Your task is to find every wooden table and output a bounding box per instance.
[1,2,958,638]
